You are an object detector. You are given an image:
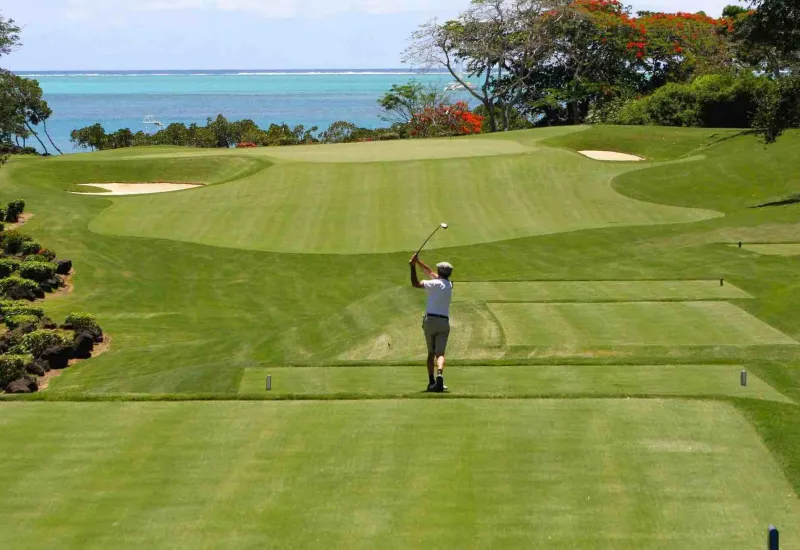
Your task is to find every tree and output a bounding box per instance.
[70,123,107,151]
[378,80,453,125]
[741,0,800,76]
[753,75,800,143]
[405,0,566,132]
[320,121,359,143]
[0,15,20,59]
[0,15,21,166]
[408,101,485,137]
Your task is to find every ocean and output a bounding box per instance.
[15,69,464,154]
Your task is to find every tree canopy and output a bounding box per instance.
[0,14,60,160]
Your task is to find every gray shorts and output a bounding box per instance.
[423,315,450,355]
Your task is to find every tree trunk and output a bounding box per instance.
[42,121,63,155]
[24,122,49,155]
[484,100,498,132]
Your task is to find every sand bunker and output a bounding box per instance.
[72,183,202,196]
[578,150,644,162]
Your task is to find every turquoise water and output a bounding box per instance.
[16,69,463,154]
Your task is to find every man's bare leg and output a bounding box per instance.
[427,353,436,389]
[435,354,446,392]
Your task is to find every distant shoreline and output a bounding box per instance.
[15,69,452,77]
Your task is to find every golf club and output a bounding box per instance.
[416,223,448,257]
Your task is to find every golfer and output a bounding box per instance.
[410,254,454,392]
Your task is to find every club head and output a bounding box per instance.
[441,223,449,230]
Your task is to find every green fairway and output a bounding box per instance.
[453,280,751,302]
[50,147,718,255]
[239,365,790,401]
[738,244,800,256]
[259,136,534,162]
[2,126,800,548]
[490,302,797,346]
[0,400,797,549]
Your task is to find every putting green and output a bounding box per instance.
[239,365,790,402]
[260,136,533,163]
[0,400,796,549]
[79,148,718,254]
[737,244,800,256]
[490,302,797,346]
[453,280,751,302]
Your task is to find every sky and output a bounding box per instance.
[2,0,742,70]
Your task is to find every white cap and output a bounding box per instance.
[436,262,454,276]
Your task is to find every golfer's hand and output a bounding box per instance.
[409,255,418,265]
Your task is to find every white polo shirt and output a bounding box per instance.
[422,278,453,317]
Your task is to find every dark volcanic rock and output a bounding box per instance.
[6,286,37,301]
[73,332,95,359]
[41,277,61,292]
[26,361,47,376]
[6,376,38,394]
[55,259,73,275]
[41,345,73,370]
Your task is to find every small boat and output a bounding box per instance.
[142,115,164,129]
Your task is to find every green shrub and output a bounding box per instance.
[0,276,41,298]
[19,241,41,256]
[33,249,56,261]
[5,314,40,330]
[18,330,70,357]
[0,302,45,319]
[19,261,56,283]
[23,255,53,263]
[0,354,32,388]
[605,73,772,128]
[0,258,20,278]
[65,312,101,335]
[5,199,25,223]
[0,230,28,255]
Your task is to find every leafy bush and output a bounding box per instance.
[19,261,56,282]
[38,249,56,261]
[23,254,54,263]
[0,302,45,319]
[5,314,40,330]
[65,312,101,336]
[0,354,32,388]
[0,258,20,278]
[18,330,71,357]
[599,74,773,128]
[20,241,42,256]
[5,200,25,223]
[0,276,42,299]
[0,230,28,255]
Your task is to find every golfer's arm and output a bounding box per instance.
[417,260,438,279]
[410,264,424,288]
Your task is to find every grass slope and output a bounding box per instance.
[452,280,752,302]
[0,400,797,550]
[65,147,716,254]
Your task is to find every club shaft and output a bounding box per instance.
[416,227,441,257]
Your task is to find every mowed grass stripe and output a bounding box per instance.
[453,280,751,302]
[82,148,718,254]
[490,302,798,346]
[239,365,790,402]
[259,136,534,163]
[0,400,796,549]
[738,244,800,256]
